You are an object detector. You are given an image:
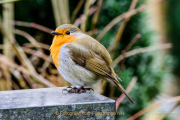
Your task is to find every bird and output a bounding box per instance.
[50,24,134,104]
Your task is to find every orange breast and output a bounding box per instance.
[50,34,79,67]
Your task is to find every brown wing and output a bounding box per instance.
[66,35,116,80]
[71,53,116,80]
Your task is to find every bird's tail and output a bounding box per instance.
[113,80,134,104]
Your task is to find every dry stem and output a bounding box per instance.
[23,43,50,50]
[159,101,180,120]
[108,0,138,53]
[81,0,91,32]
[0,0,19,4]
[0,55,55,87]
[127,96,180,120]
[116,76,137,111]
[71,0,85,23]
[118,34,141,73]
[15,29,41,48]
[51,0,62,25]
[96,5,146,41]
[13,21,53,34]
[91,0,103,37]
[113,43,172,68]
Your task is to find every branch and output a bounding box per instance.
[96,5,146,41]
[0,0,19,4]
[116,76,137,111]
[51,0,62,25]
[23,47,53,63]
[0,17,55,87]
[81,0,91,32]
[59,0,70,24]
[0,16,29,68]
[13,21,53,34]
[125,34,141,51]
[23,43,50,50]
[112,43,172,68]
[108,0,138,54]
[91,0,103,37]
[1,64,12,90]
[159,100,180,120]
[127,96,180,120]
[74,6,97,27]
[14,29,41,48]
[118,34,141,73]
[0,55,55,87]
[71,0,85,23]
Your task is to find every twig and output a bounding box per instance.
[22,74,34,88]
[159,101,180,120]
[23,43,50,50]
[40,61,51,75]
[116,77,137,111]
[127,96,180,120]
[51,0,62,25]
[0,45,53,64]
[2,2,14,90]
[14,29,41,48]
[71,0,85,23]
[86,29,99,35]
[63,0,70,23]
[112,43,172,68]
[22,48,53,63]
[1,64,12,90]
[15,29,45,68]
[0,16,28,68]
[12,80,20,90]
[74,6,97,27]
[91,0,103,37]
[59,0,70,24]
[3,2,14,58]
[119,34,141,73]
[9,68,27,88]
[0,0,19,4]
[125,34,141,51]
[0,55,55,87]
[13,21,53,34]
[96,5,146,41]
[81,0,91,32]
[108,0,138,54]
[1,17,55,87]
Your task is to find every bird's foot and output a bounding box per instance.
[62,86,93,94]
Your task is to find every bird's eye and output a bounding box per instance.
[66,31,70,35]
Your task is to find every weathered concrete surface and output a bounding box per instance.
[0,87,116,120]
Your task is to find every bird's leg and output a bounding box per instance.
[83,87,94,92]
[62,86,73,94]
[63,86,94,93]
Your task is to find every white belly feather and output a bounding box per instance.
[57,44,101,86]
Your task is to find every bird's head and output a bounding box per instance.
[50,24,82,67]
[51,24,82,37]
[51,24,83,46]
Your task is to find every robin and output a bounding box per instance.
[50,24,134,104]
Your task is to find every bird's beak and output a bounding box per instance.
[51,31,61,35]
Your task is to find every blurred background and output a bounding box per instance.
[0,0,180,119]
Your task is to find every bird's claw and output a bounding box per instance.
[62,86,94,94]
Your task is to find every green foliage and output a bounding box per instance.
[165,0,180,76]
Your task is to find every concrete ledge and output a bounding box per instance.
[0,87,116,120]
